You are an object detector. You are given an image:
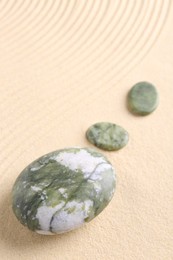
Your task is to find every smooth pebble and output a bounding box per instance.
[86,122,129,151]
[127,81,159,115]
[12,147,116,235]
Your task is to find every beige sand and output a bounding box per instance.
[0,1,172,259]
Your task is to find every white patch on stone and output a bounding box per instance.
[59,188,68,199]
[27,210,31,215]
[59,188,66,194]
[31,186,42,192]
[36,201,65,232]
[93,182,102,195]
[63,193,68,199]
[36,230,55,235]
[90,163,113,181]
[51,200,93,233]
[53,149,106,179]
[30,165,44,172]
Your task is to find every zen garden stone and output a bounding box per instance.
[86,122,129,151]
[127,81,159,115]
[12,148,116,235]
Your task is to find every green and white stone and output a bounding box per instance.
[12,147,116,235]
[127,81,159,115]
[86,122,129,151]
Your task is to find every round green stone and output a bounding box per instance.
[12,147,116,235]
[86,122,129,151]
[127,81,159,115]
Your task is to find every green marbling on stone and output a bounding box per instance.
[86,122,129,151]
[127,81,159,115]
[12,147,116,235]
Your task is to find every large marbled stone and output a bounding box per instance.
[86,122,129,151]
[127,81,159,115]
[12,148,116,235]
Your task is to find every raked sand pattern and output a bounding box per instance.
[0,1,173,259]
[0,0,170,86]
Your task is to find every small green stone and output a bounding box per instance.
[12,147,116,235]
[127,81,159,115]
[86,122,129,151]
